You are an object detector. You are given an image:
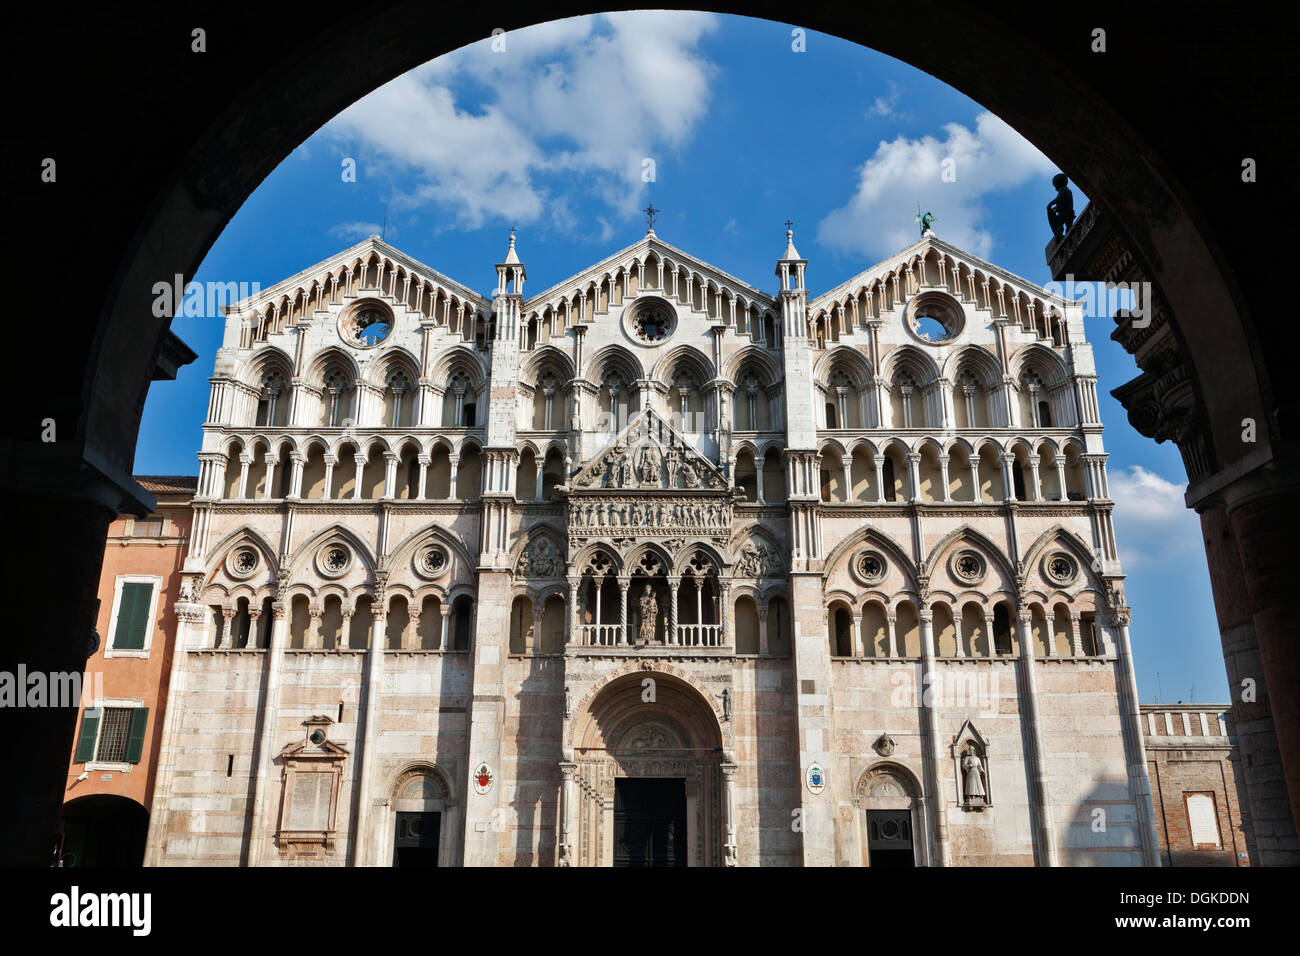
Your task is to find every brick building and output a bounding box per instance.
[57,476,197,866]
[1142,702,1251,866]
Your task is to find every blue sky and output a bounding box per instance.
[137,12,1226,704]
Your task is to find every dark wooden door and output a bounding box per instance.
[393,811,440,867]
[614,779,686,867]
[866,810,915,867]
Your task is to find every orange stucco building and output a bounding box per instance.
[57,476,196,866]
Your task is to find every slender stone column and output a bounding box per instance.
[918,609,948,866]
[668,576,680,645]
[246,603,288,867]
[1016,610,1058,866]
[618,576,629,646]
[567,576,580,646]
[322,455,336,500]
[558,762,576,866]
[984,611,998,658]
[722,762,738,866]
[237,453,252,499]
[353,604,388,865]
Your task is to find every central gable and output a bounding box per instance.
[567,408,728,493]
[524,233,774,315]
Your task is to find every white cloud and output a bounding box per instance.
[817,111,1056,260]
[1108,465,1201,568]
[329,221,384,242]
[323,12,719,232]
[864,81,903,120]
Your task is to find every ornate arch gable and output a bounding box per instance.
[361,346,421,388]
[923,527,1015,586]
[566,662,727,752]
[203,526,281,588]
[386,522,476,578]
[568,408,728,490]
[880,344,941,385]
[650,344,715,385]
[286,523,379,578]
[813,345,873,389]
[303,345,361,387]
[385,761,453,803]
[941,344,1002,387]
[622,541,674,574]
[822,526,918,588]
[572,541,625,575]
[1008,342,1070,388]
[520,344,576,385]
[236,345,295,388]
[586,343,645,383]
[1019,525,1101,586]
[673,541,726,576]
[854,761,923,803]
[430,344,488,384]
[723,345,781,385]
[509,524,567,577]
[729,521,783,552]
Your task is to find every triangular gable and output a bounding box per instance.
[567,408,728,493]
[808,234,1066,312]
[523,233,774,313]
[228,235,490,315]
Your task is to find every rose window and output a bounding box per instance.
[628,299,676,343]
[953,550,985,583]
[234,548,258,573]
[856,551,886,584]
[316,542,353,578]
[421,546,447,575]
[1046,553,1077,585]
[339,299,394,348]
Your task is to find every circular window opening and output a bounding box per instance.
[905,291,964,345]
[626,297,676,344]
[340,299,394,348]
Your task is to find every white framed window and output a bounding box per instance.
[105,574,162,658]
[74,697,149,772]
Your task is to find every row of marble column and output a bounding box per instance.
[835,605,1096,659]
[567,574,730,647]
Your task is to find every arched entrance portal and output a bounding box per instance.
[567,671,732,866]
[854,764,928,867]
[59,795,148,867]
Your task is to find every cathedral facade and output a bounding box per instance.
[144,224,1159,866]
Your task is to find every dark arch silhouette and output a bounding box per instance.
[5,4,1296,864]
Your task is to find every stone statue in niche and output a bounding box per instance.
[665,445,681,488]
[619,454,634,488]
[564,685,572,719]
[637,444,660,485]
[638,584,658,644]
[961,747,987,807]
[680,460,700,488]
[720,687,732,722]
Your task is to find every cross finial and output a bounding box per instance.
[644,202,659,231]
[784,219,793,232]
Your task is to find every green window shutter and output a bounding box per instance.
[74,709,101,763]
[124,707,149,764]
[113,582,152,650]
